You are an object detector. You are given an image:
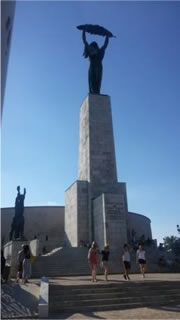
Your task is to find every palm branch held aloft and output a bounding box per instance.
[82,30,109,94]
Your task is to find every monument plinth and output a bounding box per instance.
[65,94,128,249]
[78,94,117,186]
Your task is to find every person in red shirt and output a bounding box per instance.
[88,241,99,282]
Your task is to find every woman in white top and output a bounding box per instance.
[136,244,146,278]
[122,244,131,280]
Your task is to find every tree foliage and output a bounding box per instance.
[163,236,180,255]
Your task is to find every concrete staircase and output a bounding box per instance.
[31,247,170,278]
[49,280,180,314]
[32,247,90,277]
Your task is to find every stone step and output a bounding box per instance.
[51,294,180,307]
[32,269,167,277]
[32,263,127,268]
[32,261,126,266]
[32,263,164,268]
[33,261,130,265]
[33,262,124,267]
[32,271,130,277]
[50,281,180,292]
[49,296,180,313]
[51,289,180,302]
[31,268,169,277]
[49,279,180,313]
[32,262,164,267]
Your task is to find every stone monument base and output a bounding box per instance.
[93,192,127,250]
[65,95,128,250]
[4,240,29,277]
[65,180,89,247]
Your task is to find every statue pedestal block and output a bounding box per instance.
[65,180,89,247]
[65,94,128,250]
[93,192,127,250]
[78,94,117,185]
[4,240,29,277]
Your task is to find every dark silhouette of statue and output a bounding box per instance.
[82,30,109,94]
[9,186,26,241]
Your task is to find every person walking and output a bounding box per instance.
[22,245,31,284]
[88,241,99,282]
[101,245,110,281]
[136,244,147,278]
[122,244,131,280]
[16,244,25,282]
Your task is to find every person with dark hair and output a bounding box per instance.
[82,30,109,94]
[22,245,31,284]
[16,244,25,282]
[101,245,110,281]
[42,246,47,255]
[136,244,147,278]
[88,241,99,282]
[122,244,131,280]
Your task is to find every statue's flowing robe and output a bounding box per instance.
[85,45,105,94]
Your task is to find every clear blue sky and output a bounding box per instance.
[2,1,180,244]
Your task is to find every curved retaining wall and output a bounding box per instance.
[1,206,152,247]
[1,206,64,246]
[127,211,152,242]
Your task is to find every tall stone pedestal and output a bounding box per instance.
[4,240,29,277]
[65,94,128,250]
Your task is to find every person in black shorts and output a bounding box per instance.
[136,244,147,278]
[122,244,131,280]
[101,245,110,281]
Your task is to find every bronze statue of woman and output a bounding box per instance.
[82,30,109,94]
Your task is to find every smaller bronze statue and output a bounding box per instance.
[77,24,115,95]
[9,186,26,241]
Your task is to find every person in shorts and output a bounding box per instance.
[101,245,110,281]
[122,244,131,280]
[88,241,99,282]
[136,244,146,278]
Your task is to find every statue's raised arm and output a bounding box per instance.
[101,35,109,51]
[82,30,88,46]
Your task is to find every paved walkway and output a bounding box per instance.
[1,281,39,319]
[53,305,180,319]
